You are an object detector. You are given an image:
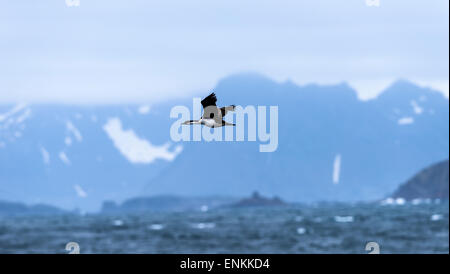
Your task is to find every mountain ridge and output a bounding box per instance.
[143,74,449,204]
[0,73,448,211]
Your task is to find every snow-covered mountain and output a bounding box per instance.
[0,74,448,211]
[0,103,181,211]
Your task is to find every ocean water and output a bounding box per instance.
[0,202,448,254]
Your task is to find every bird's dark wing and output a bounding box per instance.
[201,92,217,109]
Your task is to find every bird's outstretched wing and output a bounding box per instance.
[220,105,236,117]
[201,92,217,109]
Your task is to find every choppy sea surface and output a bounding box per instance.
[0,202,448,254]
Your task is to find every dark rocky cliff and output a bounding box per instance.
[392,160,449,200]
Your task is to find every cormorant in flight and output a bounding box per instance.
[182,93,235,128]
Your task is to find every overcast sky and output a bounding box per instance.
[0,0,448,104]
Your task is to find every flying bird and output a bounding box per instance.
[182,93,236,128]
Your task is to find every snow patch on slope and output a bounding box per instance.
[65,136,72,146]
[0,104,32,144]
[59,151,71,165]
[66,121,83,142]
[74,184,87,198]
[332,154,341,184]
[410,100,423,114]
[398,117,414,125]
[40,147,50,164]
[138,105,151,115]
[0,103,27,123]
[15,108,31,123]
[103,117,182,164]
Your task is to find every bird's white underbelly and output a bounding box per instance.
[202,118,221,128]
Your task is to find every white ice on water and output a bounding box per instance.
[148,224,164,230]
[334,216,354,223]
[193,223,215,229]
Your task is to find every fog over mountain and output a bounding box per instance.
[0,74,448,211]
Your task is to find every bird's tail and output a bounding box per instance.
[222,121,235,126]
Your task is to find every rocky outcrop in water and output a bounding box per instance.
[392,160,449,200]
[230,191,286,207]
[101,195,236,214]
[0,200,67,216]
